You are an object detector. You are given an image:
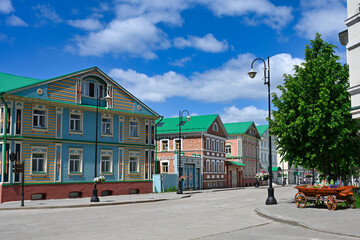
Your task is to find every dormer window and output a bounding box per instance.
[81,81,104,98]
[212,122,218,132]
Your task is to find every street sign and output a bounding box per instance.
[12,163,23,173]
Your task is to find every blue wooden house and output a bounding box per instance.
[0,67,159,202]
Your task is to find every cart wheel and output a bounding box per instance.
[326,195,337,211]
[295,192,307,208]
[345,196,356,208]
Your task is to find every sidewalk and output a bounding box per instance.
[256,200,360,238]
[0,192,191,210]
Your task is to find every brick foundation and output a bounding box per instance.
[0,181,152,203]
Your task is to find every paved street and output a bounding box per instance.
[0,186,358,240]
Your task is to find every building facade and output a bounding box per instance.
[339,0,360,120]
[0,67,159,203]
[156,114,228,189]
[224,122,260,187]
[256,125,278,172]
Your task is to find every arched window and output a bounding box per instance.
[212,122,218,132]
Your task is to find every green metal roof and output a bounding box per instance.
[156,114,218,134]
[227,161,246,166]
[0,72,47,93]
[0,67,99,93]
[272,167,281,172]
[223,121,253,135]
[256,125,268,136]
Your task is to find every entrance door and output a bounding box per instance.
[186,164,195,189]
[232,170,237,187]
[229,170,232,187]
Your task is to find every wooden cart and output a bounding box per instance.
[294,186,357,210]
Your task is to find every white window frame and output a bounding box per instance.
[145,122,150,145]
[129,119,139,138]
[220,141,224,152]
[81,80,104,98]
[216,140,219,152]
[119,117,124,143]
[160,139,169,151]
[100,150,113,175]
[206,138,210,150]
[151,124,155,145]
[161,160,169,173]
[118,147,124,181]
[211,160,215,172]
[216,160,220,172]
[129,155,139,173]
[13,141,22,183]
[68,148,83,175]
[15,102,23,135]
[32,106,48,130]
[225,144,232,155]
[101,114,113,136]
[69,110,83,134]
[173,138,182,151]
[206,160,210,172]
[211,139,215,151]
[31,146,47,175]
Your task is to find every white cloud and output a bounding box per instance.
[174,34,228,53]
[68,0,293,58]
[221,105,268,125]
[68,0,190,58]
[6,14,28,26]
[170,56,193,67]
[33,4,62,24]
[67,18,103,31]
[72,17,170,58]
[0,0,13,14]
[199,0,293,30]
[109,53,303,103]
[294,0,347,40]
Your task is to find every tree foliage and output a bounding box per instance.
[271,33,360,179]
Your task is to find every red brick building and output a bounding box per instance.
[156,114,228,189]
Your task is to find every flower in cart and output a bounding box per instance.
[179,176,187,181]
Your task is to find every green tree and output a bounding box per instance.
[271,33,360,180]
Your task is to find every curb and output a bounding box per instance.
[0,194,191,211]
[255,207,360,239]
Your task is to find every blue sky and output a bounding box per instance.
[0,0,347,124]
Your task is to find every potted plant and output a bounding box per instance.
[256,172,269,181]
[94,175,106,186]
[179,176,187,182]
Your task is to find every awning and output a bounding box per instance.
[272,167,281,172]
[227,161,245,167]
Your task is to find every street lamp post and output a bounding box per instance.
[248,56,277,205]
[255,139,259,188]
[91,92,100,202]
[177,110,191,194]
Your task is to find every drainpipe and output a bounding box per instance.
[154,116,164,174]
[0,92,8,184]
